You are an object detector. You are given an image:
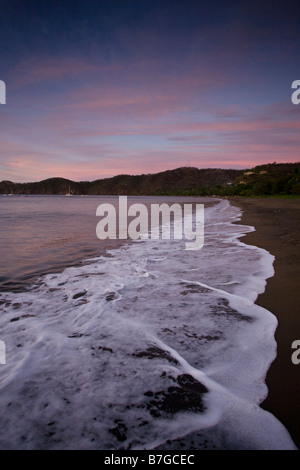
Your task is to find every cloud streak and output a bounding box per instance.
[10,57,98,87]
[0,0,299,182]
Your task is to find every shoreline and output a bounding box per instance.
[1,195,299,449]
[229,196,300,449]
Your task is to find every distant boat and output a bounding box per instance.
[65,185,73,196]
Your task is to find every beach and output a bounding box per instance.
[0,195,298,450]
[230,197,300,449]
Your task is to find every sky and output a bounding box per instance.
[0,0,299,182]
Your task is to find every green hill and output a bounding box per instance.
[227,162,300,197]
[0,167,243,196]
[1,162,299,196]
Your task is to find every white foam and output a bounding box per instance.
[0,198,296,450]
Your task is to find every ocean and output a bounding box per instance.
[0,195,296,449]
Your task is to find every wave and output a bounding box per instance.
[0,198,296,449]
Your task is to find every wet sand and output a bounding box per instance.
[230,196,300,449]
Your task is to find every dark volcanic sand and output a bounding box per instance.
[230,196,300,449]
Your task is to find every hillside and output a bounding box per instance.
[0,167,243,196]
[227,162,300,197]
[1,163,299,196]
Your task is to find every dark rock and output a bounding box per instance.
[133,346,179,365]
[109,421,128,442]
[145,374,208,417]
[106,292,117,301]
[72,291,86,299]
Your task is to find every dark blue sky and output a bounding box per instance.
[1,0,299,181]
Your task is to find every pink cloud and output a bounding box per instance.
[10,57,98,86]
[2,55,300,183]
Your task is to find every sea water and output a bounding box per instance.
[0,195,296,449]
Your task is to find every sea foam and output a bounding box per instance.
[0,198,296,449]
